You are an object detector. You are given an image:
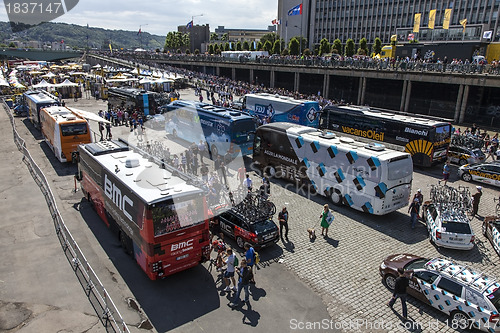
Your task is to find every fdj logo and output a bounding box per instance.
[255,104,275,117]
[4,0,79,32]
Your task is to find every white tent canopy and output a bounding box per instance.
[33,79,54,88]
[55,79,78,87]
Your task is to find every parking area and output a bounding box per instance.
[10,88,500,333]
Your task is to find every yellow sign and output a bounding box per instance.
[428,9,436,29]
[413,13,421,33]
[340,126,385,141]
[443,8,452,30]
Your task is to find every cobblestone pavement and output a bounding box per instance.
[66,89,500,333]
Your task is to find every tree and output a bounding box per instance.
[260,32,279,46]
[281,48,289,56]
[164,31,190,51]
[292,35,307,54]
[319,38,331,56]
[210,32,219,42]
[194,49,200,55]
[208,44,214,54]
[221,33,229,41]
[8,42,16,48]
[230,42,235,51]
[242,41,250,51]
[358,37,368,55]
[345,39,355,57]
[236,41,242,51]
[289,37,300,55]
[263,40,273,52]
[224,42,230,51]
[214,43,220,54]
[250,41,255,51]
[373,37,382,55]
[272,40,281,55]
[256,41,263,51]
[303,48,311,56]
[332,39,342,54]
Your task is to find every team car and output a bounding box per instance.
[458,162,500,188]
[380,254,500,332]
[483,216,500,257]
[448,145,486,166]
[423,201,475,250]
[211,205,279,249]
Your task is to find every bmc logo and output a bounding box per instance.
[171,239,194,252]
[104,174,134,221]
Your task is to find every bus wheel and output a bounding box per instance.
[172,129,177,139]
[119,231,133,256]
[211,145,218,158]
[330,190,343,206]
[266,166,276,177]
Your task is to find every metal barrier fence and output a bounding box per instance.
[3,101,130,333]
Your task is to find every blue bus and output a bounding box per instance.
[242,93,321,127]
[24,90,60,129]
[165,100,256,158]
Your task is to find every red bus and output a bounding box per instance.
[77,140,211,280]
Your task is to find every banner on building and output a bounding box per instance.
[413,13,421,33]
[483,30,493,39]
[443,9,452,30]
[428,9,436,29]
[459,18,467,33]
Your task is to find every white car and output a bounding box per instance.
[458,162,500,188]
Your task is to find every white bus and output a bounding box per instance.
[253,123,413,215]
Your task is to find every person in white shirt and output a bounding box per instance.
[243,174,252,192]
[223,248,237,291]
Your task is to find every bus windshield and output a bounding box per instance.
[152,197,205,237]
[387,156,412,180]
[232,120,256,143]
[61,123,88,136]
[434,125,451,143]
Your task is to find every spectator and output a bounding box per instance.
[408,198,420,229]
[278,206,289,241]
[223,248,237,292]
[243,174,252,192]
[230,258,252,307]
[440,161,451,186]
[387,268,413,320]
[471,186,482,217]
[244,243,256,284]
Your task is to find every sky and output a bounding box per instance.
[0,0,279,36]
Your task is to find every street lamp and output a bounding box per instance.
[139,24,148,49]
[294,25,303,56]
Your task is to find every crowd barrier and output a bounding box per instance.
[3,101,130,333]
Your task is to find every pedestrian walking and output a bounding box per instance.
[223,248,237,292]
[278,206,289,241]
[471,186,482,217]
[413,189,424,217]
[408,198,420,229]
[243,174,253,192]
[440,161,451,186]
[244,243,256,284]
[388,268,414,320]
[105,122,112,140]
[230,258,252,307]
[319,204,334,237]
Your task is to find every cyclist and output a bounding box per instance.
[211,239,226,271]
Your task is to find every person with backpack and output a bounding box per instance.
[230,258,252,307]
[244,243,257,284]
[223,248,238,292]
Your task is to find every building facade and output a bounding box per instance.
[178,24,210,53]
[278,0,500,48]
[214,26,277,43]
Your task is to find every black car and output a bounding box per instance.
[213,205,279,249]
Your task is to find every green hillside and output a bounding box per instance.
[0,21,165,50]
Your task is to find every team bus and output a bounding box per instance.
[108,87,164,115]
[319,105,452,167]
[165,100,256,158]
[24,90,60,129]
[253,123,413,215]
[40,106,92,163]
[77,140,211,280]
[242,93,321,127]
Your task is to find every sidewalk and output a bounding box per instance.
[0,104,105,332]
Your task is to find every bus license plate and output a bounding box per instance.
[176,254,189,260]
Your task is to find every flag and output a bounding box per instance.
[272,19,281,25]
[186,20,193,29]
[483,30,493,39]
[428,9,436,29]
[408,33,415,41]
[443,8,452,30]
[288,4,302,16]
[137,28,141,35]
[413,13,421,33]
[459,18,467,33]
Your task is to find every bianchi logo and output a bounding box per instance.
[404,127,428,136]
[4,0,79,32]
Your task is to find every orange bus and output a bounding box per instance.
[77,140,211,280]
[40,106,92,163]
